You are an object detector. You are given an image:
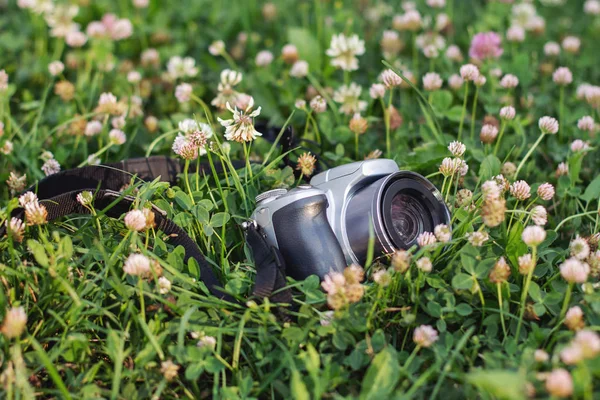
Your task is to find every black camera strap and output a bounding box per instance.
[1,125,297,306]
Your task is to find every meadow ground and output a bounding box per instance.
[0,0,600,399]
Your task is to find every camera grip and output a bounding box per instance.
[272,194,346,280]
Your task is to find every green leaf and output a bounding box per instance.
[444,105,464,122]
[191,204,209,224]
[359,347,400,400]
[430,90,453,112]
[456,303,473,316]
[466,370,526,400]
[210,212,230,228]
[287,27,322,73]
[478,155,501,181]
[452,273,473,290]
[27,239,49,267]
[174,191,193,210]
[291,369,310,400]
[581,174,600,202]
[528,281,543,303]
[427,301,442,317]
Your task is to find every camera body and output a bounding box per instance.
[250,159,450,280]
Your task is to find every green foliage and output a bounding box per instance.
[0,0,599,399]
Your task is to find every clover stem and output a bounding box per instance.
[515,246,537,340]
[493,121,507,156]
[457,82,469,141]
[497,282,507,340]
[558,282,574,325]
[515,133,546,179]
[469,86,480,141]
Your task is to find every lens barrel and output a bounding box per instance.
[345,171,450,263]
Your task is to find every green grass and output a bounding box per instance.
[0,0,600,398]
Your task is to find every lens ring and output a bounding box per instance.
[380,175,448,250]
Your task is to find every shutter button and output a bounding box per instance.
[255,188,288,203]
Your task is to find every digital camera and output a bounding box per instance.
[250,159,451,280]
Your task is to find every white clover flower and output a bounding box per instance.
[560,257,590,283]
[577,116,595,132]
[127,70,141,84]
[175,83,193,103]
[158,276,172,294]
[506,25,525,42]
[290,60,309,78]
[208,40,225,56]
[255,50,274,67]
[76,191,93,206]
[413,325,438,347]
[326,33,365,71]
[467,231,489,247]
[48,61,64,76]
[422,72,443,91]
[19,191,38,208]
[585,0,600,15]
[381,69,403,88]
[474,75,486,87]
[545,369,573,398]
[110,19,133,41]
[434,224,451,243]
[445,45,463,62]
[439,157,460,177]
[562,36,581,53]
[570,139,591,153]
[534,349,549,363]
[552,67,573,86]
[309,96,327,113]
[480,124,498,144]
[123,253,151,276]
[1,307,27,339]
[111,116,126,130]
[522,226,546,247]
[499,106,516,120]
[44,4,79,38]
[197,335,217,349]
[570,235,590,260]
[482,180,501,201]
[416,257,433,273]
[499,74,519,89]
[109,129,126,145]
[41,159,61,176]
[393,10,422,31]
[531,206,547,226]
[218,100,262,143]
[369,83,386,99]
[538,116,559,134]
[574,330,600,357]
[448,141,466,157]
[124,210,147,231]
[459,64,480,81]
[66,31,87,47]
[417,232,437,247]
[537,183,555,200]
[448,74,463,90]
[544,41,561,56]
[372,269,392,286]
[333,83,367,115]
[510,180,531,200]
[167,56,198,79]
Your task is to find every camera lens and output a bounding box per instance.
[344,171,450,264]
[381,176,442,249]
[389,193,427,244]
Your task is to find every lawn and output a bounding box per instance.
[0,0,600,399]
